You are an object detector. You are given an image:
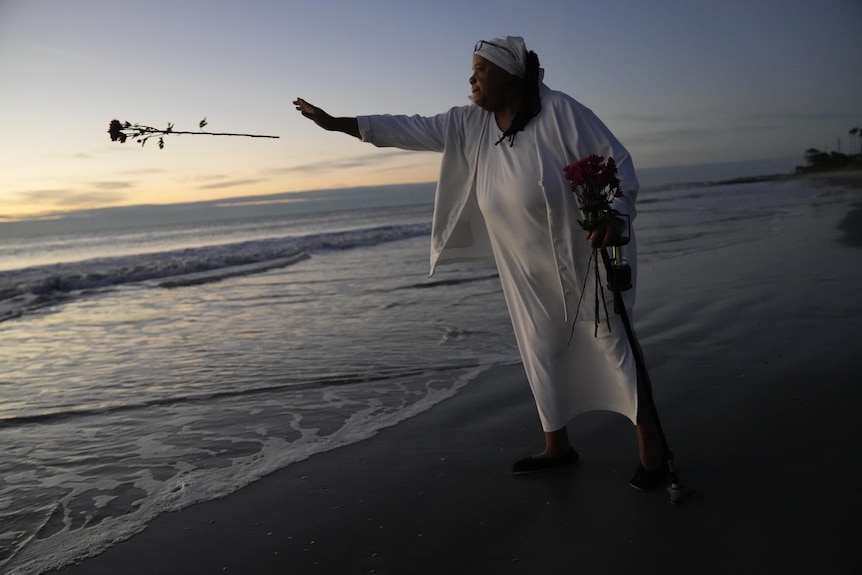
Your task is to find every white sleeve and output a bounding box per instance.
[357,112,449,153]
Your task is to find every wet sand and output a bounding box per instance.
[55,174,862,574]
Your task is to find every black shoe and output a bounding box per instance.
[629,461,668,491]
[511,447,579,475]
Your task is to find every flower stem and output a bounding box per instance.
[132,128,278,139]
[594,253,600,337]
[598,254,611,334]
[567,246,612,344]
[567,248,595,346]
[162,130,278,138]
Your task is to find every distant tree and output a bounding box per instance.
[798,147,853,173]
[797,131,862,174]
[805,147,830,168]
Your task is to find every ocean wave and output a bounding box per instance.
[0,363,494,574]
[398,272,500,290]
[0,362,480,429]
[0,223,430,322]
[157,254,310,288]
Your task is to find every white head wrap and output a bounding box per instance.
[473,35,527,78]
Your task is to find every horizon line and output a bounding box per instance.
[1,155,804,225]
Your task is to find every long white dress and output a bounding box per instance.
[475,118,637,431]
[357,89,639,431]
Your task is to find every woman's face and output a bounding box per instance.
[470,54,513,111]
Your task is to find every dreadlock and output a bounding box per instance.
[495,50,542,147]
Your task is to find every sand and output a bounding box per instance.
[54,174,862,574]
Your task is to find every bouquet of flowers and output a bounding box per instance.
[563,154,624,341]
[108,118,278,149]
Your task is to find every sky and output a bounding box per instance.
[1,0,860,221]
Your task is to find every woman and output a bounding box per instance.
[294,36,665,490]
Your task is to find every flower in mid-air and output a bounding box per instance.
[106,118,278,149]
[108,120,127,143]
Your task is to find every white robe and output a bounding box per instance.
[357,86,640,428]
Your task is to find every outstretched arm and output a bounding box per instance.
[293,98,360,139]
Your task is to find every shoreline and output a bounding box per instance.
[43,174,862,574]
[666,167,862,190]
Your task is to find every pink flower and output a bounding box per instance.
[562,154,626,340]
[563,154,624,232]
[599,157,621,192]
[563,163,584,186]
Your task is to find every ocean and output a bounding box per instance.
[0,166,830,574]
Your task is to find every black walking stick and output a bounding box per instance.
[600,247,685,503]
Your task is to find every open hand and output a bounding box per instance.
[293,98,333,130]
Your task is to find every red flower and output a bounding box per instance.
[108,119,127,143]
[563,154,623,232]
[562,154,625,340]
[599,157,622,194]
[563,163,584,187]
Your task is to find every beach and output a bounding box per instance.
[43,173,862,574]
